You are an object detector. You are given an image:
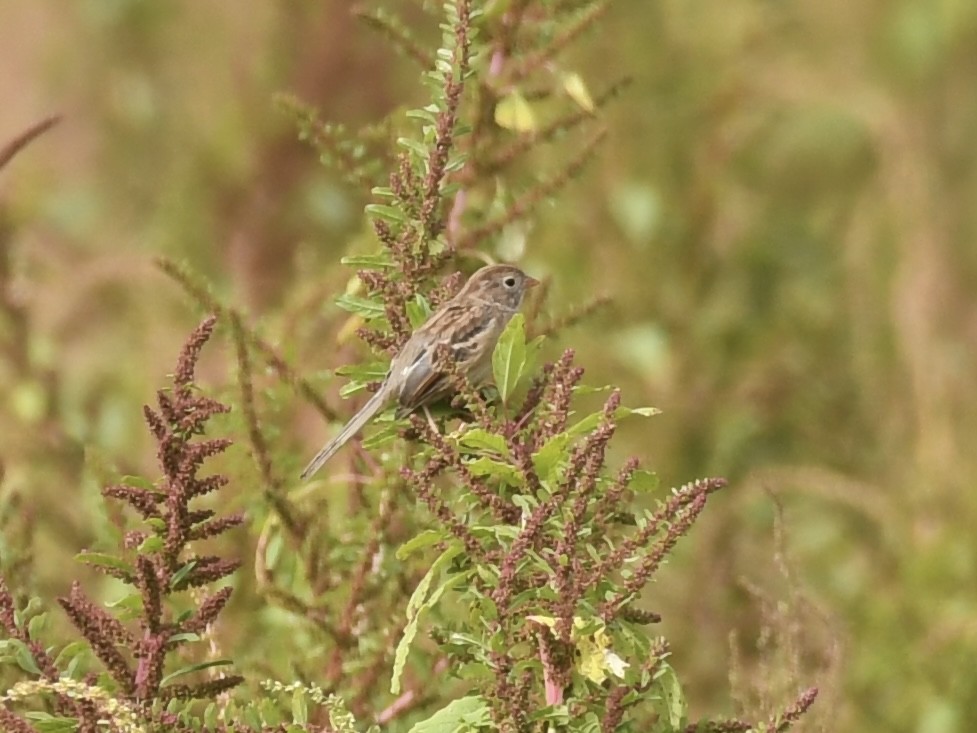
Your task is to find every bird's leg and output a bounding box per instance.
[422,405,440,435]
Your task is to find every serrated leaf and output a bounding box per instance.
[407,695,491,733]
[160,659,234,686]
[495,92,536,132]
[335,294,386,319]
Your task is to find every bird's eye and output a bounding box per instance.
[503,276,517,288]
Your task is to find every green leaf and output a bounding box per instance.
[105,592,143,611]
[405,107,439,125]
[204,703,219,729]
[291,688,309,726]
[53,640,89,671]
[407,695,491,733]
[74,552,135,577]
[406,294,433,329]
[391,544,465,694]
[7,638,41,675]
[651,662,688,730]
[492,313,528,404]
[335,294,386,319]
[340,253,395,268]
[160,659,234,686]
[455,428,508,456]
[119,474,156,490]
[360,421,402,450]
[630,469,660,493]
[566,405,661,440]
[397,529,451,560]
[138,535,164,554]
[398,137,430,159]
[364,203,405,223]
[465,457,524,486]
[170,560,197,589]
[531,433,569,482]
[336,362,389,380]
[24,713,78,733]
[27,613,48,640]
[336,361,389,398]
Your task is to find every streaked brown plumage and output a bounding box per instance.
[300,264,538,479]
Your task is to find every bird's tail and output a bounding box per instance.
[300,387,389,480]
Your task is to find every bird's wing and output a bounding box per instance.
[394,302,496,417]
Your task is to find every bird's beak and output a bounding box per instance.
[525,276,540,288]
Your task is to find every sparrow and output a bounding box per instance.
[300,264,538,479]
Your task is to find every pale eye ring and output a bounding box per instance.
[503,276,517,288]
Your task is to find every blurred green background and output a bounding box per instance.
[3,1,977,731]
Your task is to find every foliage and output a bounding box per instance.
[10,0,977,730]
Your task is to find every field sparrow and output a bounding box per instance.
[300,264,538,479]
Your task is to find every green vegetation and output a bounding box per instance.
[2,0,976,731]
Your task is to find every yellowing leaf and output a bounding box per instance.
[495,92,537,132]
[604,649,630,679]
[530,615,630,684]
[561,71,595,113]
[336,314,365,345]
[527,615,556,628]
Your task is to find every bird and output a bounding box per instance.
[300,264,539,479]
